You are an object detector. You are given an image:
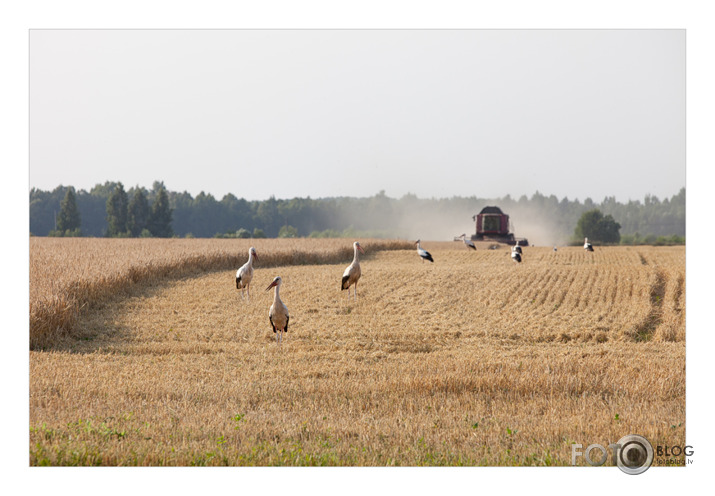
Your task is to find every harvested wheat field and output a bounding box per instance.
[29,239,685,466]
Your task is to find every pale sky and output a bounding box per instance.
[29,29,684,202]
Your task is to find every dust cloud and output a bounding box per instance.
[383,200,570,247]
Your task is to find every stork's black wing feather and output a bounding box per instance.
[285,315,289,333]
[341,275,350,290]
[269,315,276,333]
[236,276,241,289]
[424,251,434,262]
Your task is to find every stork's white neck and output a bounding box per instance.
[353,244,360,264]
[247,251,254,265]
[272,283,281,302]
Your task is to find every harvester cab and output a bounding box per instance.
[471,206,528,246]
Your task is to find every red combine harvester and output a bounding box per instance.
[470,206,528,246]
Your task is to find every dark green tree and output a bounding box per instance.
[575,209,621,244]
[127,188,150,237]
[256,196,281,236]
[56,187,81,235]
[601,214,622,243]
[148,186,173,237]
[106,182,129,237]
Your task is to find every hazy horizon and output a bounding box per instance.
[30,30,685,203]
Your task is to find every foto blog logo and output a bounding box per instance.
[572,434,654,475]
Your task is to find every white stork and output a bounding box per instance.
[513,243,523,254]
[415,239,434,263]
[459,234,477,250]
[511,247,522,263]
[266,276,289,347]
[236,246,259,300]
[584,237,594,252]
[341,241,364,300]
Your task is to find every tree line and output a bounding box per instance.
[42,182,173,238]
[30,182,685,243]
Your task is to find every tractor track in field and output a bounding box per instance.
[628,268,667,342]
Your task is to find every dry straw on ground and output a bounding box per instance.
[30,240,685,466]
[30,237,411,349]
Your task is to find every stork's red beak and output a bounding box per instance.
[266,280,277,290]
[358,245,364,254]
[253,252,259,261]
